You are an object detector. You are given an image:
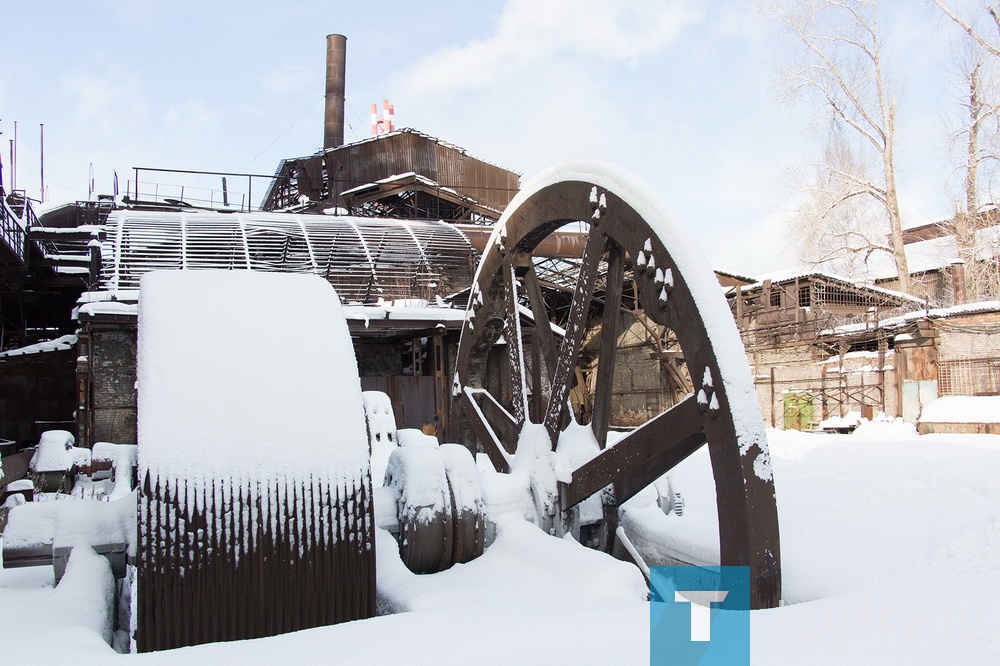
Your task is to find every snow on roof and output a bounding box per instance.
[78,289,141,303]
[713,267,759,283]
[730,268,923,303]
[340,171,444,197]
[823,300,1000,335]
[30,224,104,235]
[864,224,1000,280]
[31,197,80,217]
[343,302,467,327]
[75,301,139,320]
[0,334,77,358]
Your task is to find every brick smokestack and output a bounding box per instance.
[324,34,347,150]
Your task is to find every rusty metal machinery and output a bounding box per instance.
[454,162,781,609]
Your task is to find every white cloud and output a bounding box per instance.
[163,100,222,133]
[63,67,147,138]
[259,65,314,96]
[399,0,701,93]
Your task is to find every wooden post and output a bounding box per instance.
[770,366,776,428]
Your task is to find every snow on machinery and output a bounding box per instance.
[380,162,781,609]
[134,271,376,652]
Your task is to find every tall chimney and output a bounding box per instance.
[324,34,347,150]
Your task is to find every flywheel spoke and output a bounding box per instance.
[559,393,705,510]
[590,240,624,448]
[520,258,559,378]
[542,230,606,441]
[502,258,529,425]
[461,387,514,473]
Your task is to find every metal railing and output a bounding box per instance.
[126,167,278,213]
[0,186,33,264]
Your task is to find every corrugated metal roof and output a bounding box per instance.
[100,210,477,304]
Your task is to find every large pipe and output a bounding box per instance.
[454,224,590,259]
[324,34,347,150]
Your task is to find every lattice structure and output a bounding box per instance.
[101,211,477,303]
[939,358,1000,396]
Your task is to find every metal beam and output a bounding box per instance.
[559,394,705,509]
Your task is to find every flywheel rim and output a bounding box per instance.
[455,161,781,609]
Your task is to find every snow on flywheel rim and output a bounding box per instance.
[471,160,772,482]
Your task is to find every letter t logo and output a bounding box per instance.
[674,591,729,642]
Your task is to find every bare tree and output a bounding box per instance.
[936,1,1000,301]
[765,0,912,292]
[934,1,1000,57]
[793,128,899,279]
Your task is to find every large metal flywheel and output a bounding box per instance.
[455,162,781,609]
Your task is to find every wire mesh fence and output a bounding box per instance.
[938,358,1000,396]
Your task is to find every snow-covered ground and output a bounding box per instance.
[4,420,1000,663]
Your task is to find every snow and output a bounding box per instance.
[342,303,467,323]
[29,430,85,473]
[0,333,77,357]
[553,420,601,484]
[4,494,136,556]
[438,443,485,523]
[383,446,451,527]
[137,270,368,488]
[396,428,440,447]
[621,421,1000,662]
[362,390,398,485]
[76,301,139,319]
[5,422,1000,661]
[29,224,104,235]
[817,410,862,430]
[91,443,137,501]
[78,289,141,303]
[0,549,116,659]
[827,300,1000,335]
[920,396,1000,423]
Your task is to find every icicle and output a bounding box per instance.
[709,393,720,412]
[697,388,709,405]
[654,268,664,285]
[599,192,607,209]
[637,251,647,269]
[703,367,713,388]
[663,268,674,288]
[659,286,669,303]
[589,186,599,204]
[643,238,652,252]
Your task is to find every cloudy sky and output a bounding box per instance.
[0,1,973,275]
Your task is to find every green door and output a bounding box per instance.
[783,391,814,431]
